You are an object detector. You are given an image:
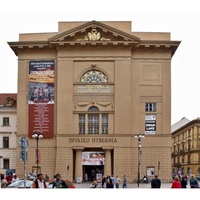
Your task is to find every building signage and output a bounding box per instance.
[28,60,54,138]
[145,114,156,135]
[77,85,110,93]
[69,137,117,143]
[82,152,105,165]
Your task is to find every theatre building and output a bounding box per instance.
[8,20,180,182]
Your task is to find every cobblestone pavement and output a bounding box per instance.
[74,182,173,189]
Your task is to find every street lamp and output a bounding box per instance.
[134,134,145,188]
[32,131,43,176]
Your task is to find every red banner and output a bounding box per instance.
[28,60,54,138]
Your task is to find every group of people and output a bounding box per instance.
[1,172,68,189]
[150,173,199,189]
[171,174,199,188]
[31,173,68,188]
[1,173,19,188]
[90,174,128,188]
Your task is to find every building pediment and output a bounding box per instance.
[48,21,140,46]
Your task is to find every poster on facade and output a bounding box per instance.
[96,173,103,183]
[146,166,155,177]
[82,152,105,165]
[145,114,156,135]
[28,60,54,138]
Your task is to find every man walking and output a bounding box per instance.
[151,175,161,188]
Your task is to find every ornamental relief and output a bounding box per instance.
[76,27,111,41]
[74,102,113,110]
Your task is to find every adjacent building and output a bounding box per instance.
[171,118,200,176]
[8,20,180,182]
[0,94,17,175]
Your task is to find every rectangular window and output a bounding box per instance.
[88,113,99,134]
[3,159,9,169]
[3,117,9,126]
[145,103,156,112]
[102,114,108,134]
[79,114,85,134]
[3,137,9,148]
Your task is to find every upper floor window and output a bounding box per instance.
[80,70,108,83]
[3,137,9,148]
[3,117,9,126]
[79,106,108,135]
[145,103,156,112]
[3,159,9,169]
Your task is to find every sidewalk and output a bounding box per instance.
[74,182,172,189]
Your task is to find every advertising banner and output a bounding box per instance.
[145,114,156,135]
[28,60,54,138]
[82,152,105,165]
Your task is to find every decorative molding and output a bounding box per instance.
[140,96,162,103]
[74,102,113,110]
[74,95,114,102]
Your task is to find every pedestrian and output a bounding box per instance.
[151,175,161,188]
[89,180,98,188]
[101,175,106,188]
[11,173,19,183]
[122,175,128,188]
[180,176,187,188]
[190,174,199,188]
[106,178,113,188]
[114,175,120,188]
[44,174,49,182]
[1,174,7,188]
[6,173,13,186]
[171,175,182,188]
[143,175,147,183]
[31,173,47,188]
[52,173,68,188]
[110,175,115,187]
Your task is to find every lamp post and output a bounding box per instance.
[32,131,43,177]
[134,134,145,188]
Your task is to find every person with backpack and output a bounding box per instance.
[31,173,47,188]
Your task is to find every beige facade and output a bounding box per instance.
[0,94,17,174]
[171,118,200,176]
[8,20,180,182]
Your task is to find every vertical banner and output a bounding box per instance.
[28,60,54,138]
[145,114,156,135]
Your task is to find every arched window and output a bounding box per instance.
[78,106,108,135]
[80,70,108,83]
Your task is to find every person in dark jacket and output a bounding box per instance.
[106,178,113,188]
[151,175,161,188]
[52,173,68,188]
[180,176,187,188]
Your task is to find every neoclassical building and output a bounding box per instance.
[171,118,200,176]
[8,20,180,182]
[0,94,17,175]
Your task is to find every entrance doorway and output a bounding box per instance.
[83,166,104,182]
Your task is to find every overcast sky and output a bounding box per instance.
[0,0,200,125]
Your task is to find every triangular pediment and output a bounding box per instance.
[49,21,140,44]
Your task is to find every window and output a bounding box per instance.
[79,114,85,134]
[3,117,9,126]
[78,106,109,135]
[3,159,9,169]
[102,114,108,134]
[145,103,156,112]
[88,113,99,134]
[3,137,9,148]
